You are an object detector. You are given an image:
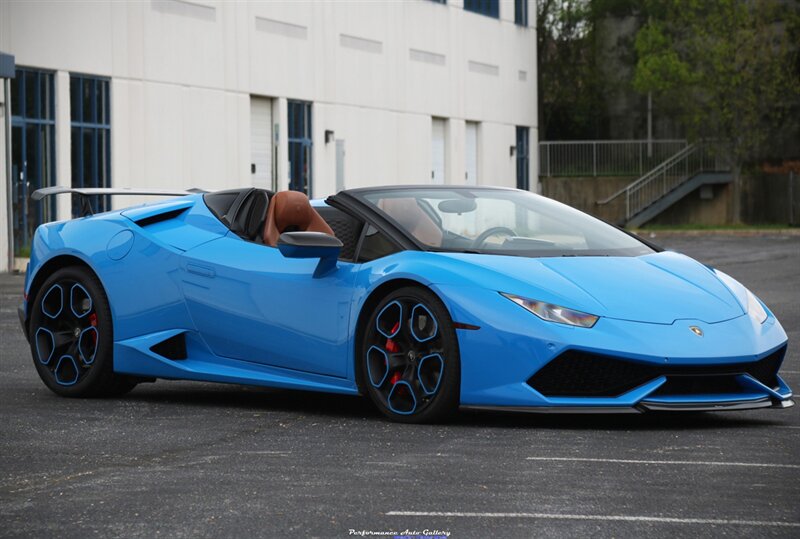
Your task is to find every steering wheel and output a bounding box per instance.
[472,226,517,249]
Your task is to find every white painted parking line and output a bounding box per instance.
[780,370,800,374]
[525,457,800,469]
[386,511,800,528]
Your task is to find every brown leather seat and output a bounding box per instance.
[263,191,336,246]
[378,197,443,247]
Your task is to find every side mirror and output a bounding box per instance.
[277,231,343,277]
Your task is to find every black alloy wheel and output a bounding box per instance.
[361,286,460,423]
[28,266,137,397]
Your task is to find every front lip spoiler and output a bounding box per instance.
[461,398,795,415]
[636,397,793,412]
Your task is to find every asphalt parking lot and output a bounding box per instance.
[1,234,798,539]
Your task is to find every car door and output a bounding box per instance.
[179,233,358,378]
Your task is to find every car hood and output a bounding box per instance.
[436,251,745,324]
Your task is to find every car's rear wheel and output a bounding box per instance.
[360,286,460,423]
[28,266,137,397]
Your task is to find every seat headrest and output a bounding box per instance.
[263,191,335,246]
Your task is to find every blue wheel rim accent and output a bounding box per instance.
[366,345,389,388]
[70,283,93,318]
[367,296,448,417]
[410,303,438,343]
[41,284,63,319]
[376,300,403,339]
[34,327,55,365]
[78,326,98,365]
[387,380,417,415]
[417,353,444,395]
[54,355,80,386]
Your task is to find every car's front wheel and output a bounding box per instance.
[360,286,460,423]
[28,266,137,397]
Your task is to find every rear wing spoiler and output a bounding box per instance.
[31,186,206,216]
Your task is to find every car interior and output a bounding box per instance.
[203,188,388,262]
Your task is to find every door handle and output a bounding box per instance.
[186,263,215,278]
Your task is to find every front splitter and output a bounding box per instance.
[460,398,795,415]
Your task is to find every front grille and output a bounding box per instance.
[527,346,786,398]
[650,375,742,396]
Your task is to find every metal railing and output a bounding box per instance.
[597,142,729,221]
[538,139,688,177]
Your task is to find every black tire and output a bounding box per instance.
[359,286,460,423]
[28,266,137,398]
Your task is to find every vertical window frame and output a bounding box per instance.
[10,67,57,256]
[287,99,313,196]
[515,0,528,27]
[69,74,111,216]
[516,126,530,191]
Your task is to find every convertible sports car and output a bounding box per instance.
[19,185,793,422]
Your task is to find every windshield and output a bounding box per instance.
[357,187,654,258]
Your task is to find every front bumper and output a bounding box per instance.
[435,284,793,411]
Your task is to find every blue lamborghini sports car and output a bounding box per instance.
[19,185,793,422]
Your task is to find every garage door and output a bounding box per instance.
[431,118,445,184]
[250,96,274,190]
[465,122,478,185]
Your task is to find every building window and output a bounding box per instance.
[464,0,499,19]
[70,75,111,216]
[516,126,530,191]
[515,0,528,26]
[10,68,56,257]
[288,100,313,196]
[465,122,478,185]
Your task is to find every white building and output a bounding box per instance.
[0,0,537,272]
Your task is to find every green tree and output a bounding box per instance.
[633,0,800,221]
[537,0,652,140]
[537,0,604,139]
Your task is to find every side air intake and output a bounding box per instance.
[150,333,188,360]
[134,207,190,227]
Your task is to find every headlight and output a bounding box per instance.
[747,290,768,324]
[501,293,599,328]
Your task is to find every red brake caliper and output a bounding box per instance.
[386,321,402,386]
[385,322,399,353]
[89,313,98,344]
